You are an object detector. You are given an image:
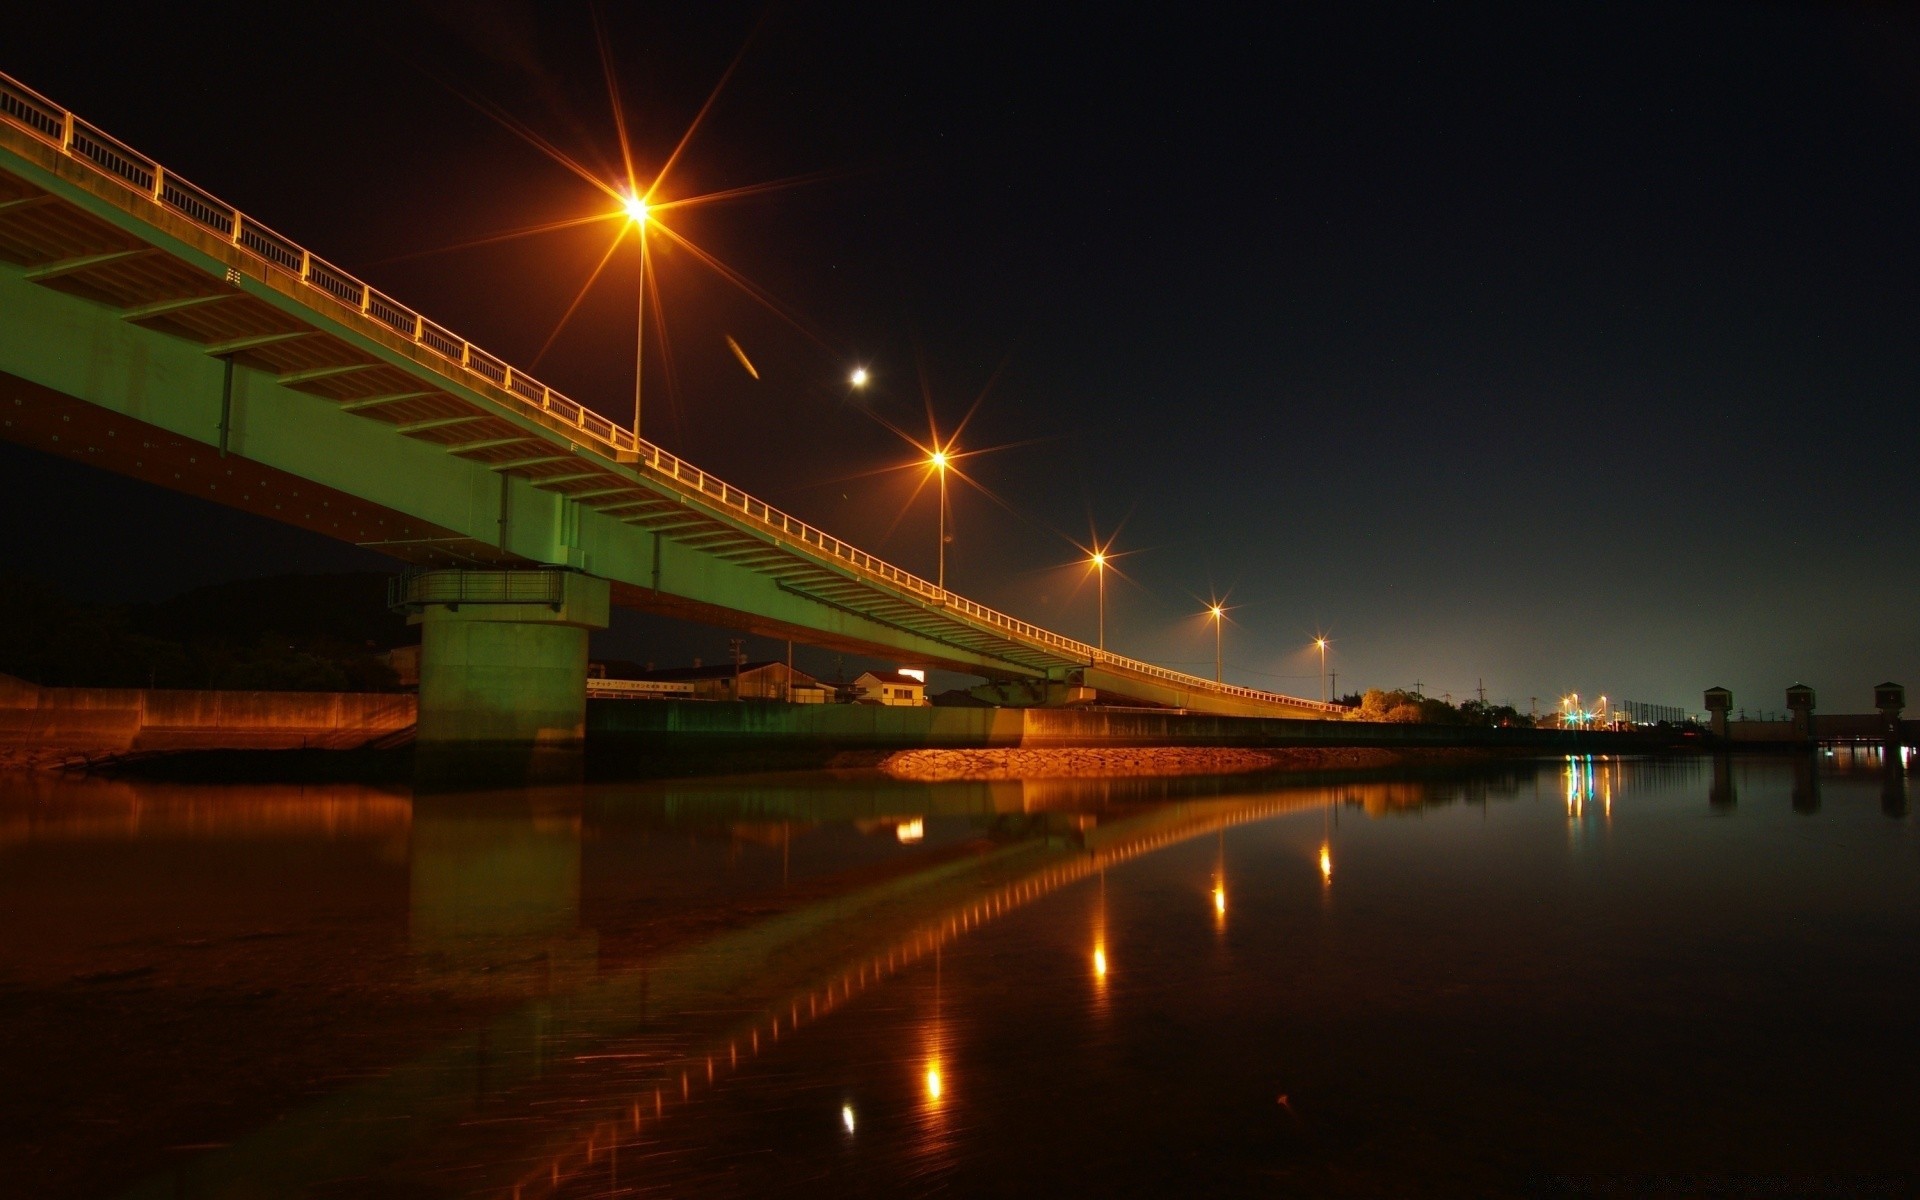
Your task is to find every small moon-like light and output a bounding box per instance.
[850,367,870,388]
[841,1104,856,1133]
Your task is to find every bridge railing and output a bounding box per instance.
[0,70,1347,717]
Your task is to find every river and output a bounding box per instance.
[1,752,1913,1197]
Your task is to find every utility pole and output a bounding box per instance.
[1329,670,1338,700]
[1477,678,1487,705]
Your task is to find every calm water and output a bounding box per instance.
[1,753,1914,1199]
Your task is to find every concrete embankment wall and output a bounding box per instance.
[587,700,1671,760]
[0,674,416,765]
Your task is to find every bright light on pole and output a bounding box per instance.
[929,448,949,590]
[849,366,870,388]
[1315,637,1329,702]
[1209,604,1225,684]
[624,195,650,439]
[1090,551,1107,651]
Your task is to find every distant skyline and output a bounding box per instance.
[3,1,1915,712]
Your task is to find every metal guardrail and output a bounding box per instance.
[0,69,1348,716]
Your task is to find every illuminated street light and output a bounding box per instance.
[623,194,650,439]
[1208,604,1225,684]
[1314,636,1329,702]
[929,447,951,590]
[1090,550,1108,651]
[849,366,870,388]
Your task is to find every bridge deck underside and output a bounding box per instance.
[0,159,1090,677]
[0,128,1334,715]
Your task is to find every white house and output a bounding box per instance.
[852,668,929,707]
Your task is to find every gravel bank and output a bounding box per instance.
[878,745,1415,781]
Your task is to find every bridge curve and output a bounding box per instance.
[0,70,1343,724]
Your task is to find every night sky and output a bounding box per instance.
[5,1,1915,713]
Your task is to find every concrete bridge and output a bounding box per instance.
[0,71,1343,777]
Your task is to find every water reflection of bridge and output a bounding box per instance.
[102,772,1388,1199]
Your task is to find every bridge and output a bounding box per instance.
[0,70,1343,775]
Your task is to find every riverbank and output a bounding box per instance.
[878,744,1529,781]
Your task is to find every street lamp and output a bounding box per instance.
[1208,604,1225,683]
[623,194,650,439]
[849,366,870,389]
[1090,550,1107,651]
[929,448,949,590]
[1314,637,1329,702]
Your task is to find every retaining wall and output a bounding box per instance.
[0,674,416,764]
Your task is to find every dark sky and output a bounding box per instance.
[6,0,1916,713]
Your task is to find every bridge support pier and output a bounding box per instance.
[402,569,610,788]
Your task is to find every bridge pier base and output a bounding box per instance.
[402,569,610,789]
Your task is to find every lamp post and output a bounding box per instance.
[1091,551,1107,651]
[1315,637,1328,702]
[1208,605,1224,683]
[623,195,649,439]
[929,448,949,590]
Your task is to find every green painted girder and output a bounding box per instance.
[0,137,1073,680]
[0,100,1346,716]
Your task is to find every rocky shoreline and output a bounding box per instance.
[877,745,1436,782]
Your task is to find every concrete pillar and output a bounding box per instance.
[399,569,610,786]
[1704,687,1732,741]
[1785,683,1815,743]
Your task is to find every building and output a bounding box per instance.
[852,668,929,707]
[603,660,832,703]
